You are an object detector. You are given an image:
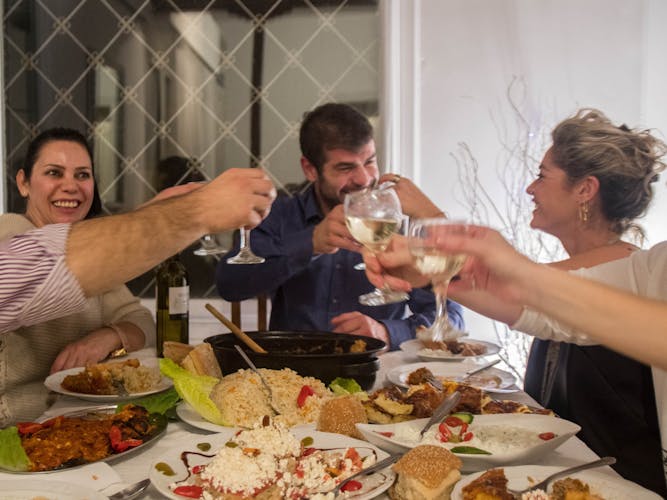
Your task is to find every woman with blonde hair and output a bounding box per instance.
[371,109,667,496]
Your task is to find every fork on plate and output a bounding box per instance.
[507,457,616,497]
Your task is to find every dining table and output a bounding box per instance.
[23,345,616,499]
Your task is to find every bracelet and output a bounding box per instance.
[106,323,129,358]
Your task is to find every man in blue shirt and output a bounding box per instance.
[216,103,464,349]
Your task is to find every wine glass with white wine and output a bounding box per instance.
[344,186,409,306]
[408,217,468,345]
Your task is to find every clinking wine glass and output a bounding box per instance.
[226,227,265,264]
[408,217,468,345]
[344,186,409,306]
[193,234,228,256]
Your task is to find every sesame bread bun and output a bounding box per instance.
[389,445,462,500]
[316,395,368,439]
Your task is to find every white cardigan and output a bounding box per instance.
[513,242,667,484]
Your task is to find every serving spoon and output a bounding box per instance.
[328,452,404,496]
[234,345,281,415]
[205,303,267,353]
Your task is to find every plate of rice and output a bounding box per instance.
[176,401,227,432]
[44,358,172,402]
[209,367,334,428]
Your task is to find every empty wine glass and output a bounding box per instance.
[226,227,265,264]
[193,234,228,256]
[408,217,468,344]
[344,186,409,306]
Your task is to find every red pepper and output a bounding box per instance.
[341,480,363,492]
[539,432,556,441]
[462,432,473,442]
[345,447,363,469]
[445,416,465,427]
[302,447,317,456]
[377,431,394,437]
[40,415,64,428]
[109,425,143,453]
[438,423,452,442]
[173,485,203,498]
[16,422,44,435]
[297,385,315,408]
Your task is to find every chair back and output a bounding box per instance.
[231,294,268,332]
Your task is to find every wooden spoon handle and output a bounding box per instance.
[205,303,267,354]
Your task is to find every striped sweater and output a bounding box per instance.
[0,214,155,424]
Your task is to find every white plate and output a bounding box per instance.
[356,414,580,472]
[386,361,518,394]
[0,479,107,499]
[44,358,173,402]
[176,401,229,432]
[400,339,501,361]
[451,465,662,499]
[150,428,395,499]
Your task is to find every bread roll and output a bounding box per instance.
[389,445,462,500]
[181,343,223,378]
[162,341,194,364]
[316,395,367,439]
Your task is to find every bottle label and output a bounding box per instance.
[168,286,189,315]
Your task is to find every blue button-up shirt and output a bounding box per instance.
[216,184,464,349]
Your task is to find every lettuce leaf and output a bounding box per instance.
[330,377,362,395]
[159,358,227,425]
[119,387,180,416]
[0,426,30,472]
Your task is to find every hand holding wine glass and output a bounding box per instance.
[344,186,409,306]
[408,217,468,344]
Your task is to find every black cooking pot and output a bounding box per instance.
[204,331,385,390]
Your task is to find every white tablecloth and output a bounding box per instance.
[39,349,614,499]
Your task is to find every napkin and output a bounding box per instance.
[0,462,122,491]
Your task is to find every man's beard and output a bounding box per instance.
[317,186,343,212]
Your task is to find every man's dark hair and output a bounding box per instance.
[22,127,102,218]
[299,103,373,172]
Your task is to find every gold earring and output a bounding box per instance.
[578,202,589,223]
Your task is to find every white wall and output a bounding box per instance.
[411,0,667,341]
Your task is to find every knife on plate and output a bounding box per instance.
[419,391,461,438]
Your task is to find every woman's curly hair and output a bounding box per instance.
[551,108,666,237]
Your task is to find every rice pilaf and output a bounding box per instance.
[210,368,333,428]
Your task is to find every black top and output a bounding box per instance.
[525,339,666,498]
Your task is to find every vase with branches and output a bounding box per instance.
[452,77,564,381]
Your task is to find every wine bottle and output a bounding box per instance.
[155,254,189,357]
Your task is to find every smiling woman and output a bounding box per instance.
[0,128,154,426]
[16,128,102,225]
